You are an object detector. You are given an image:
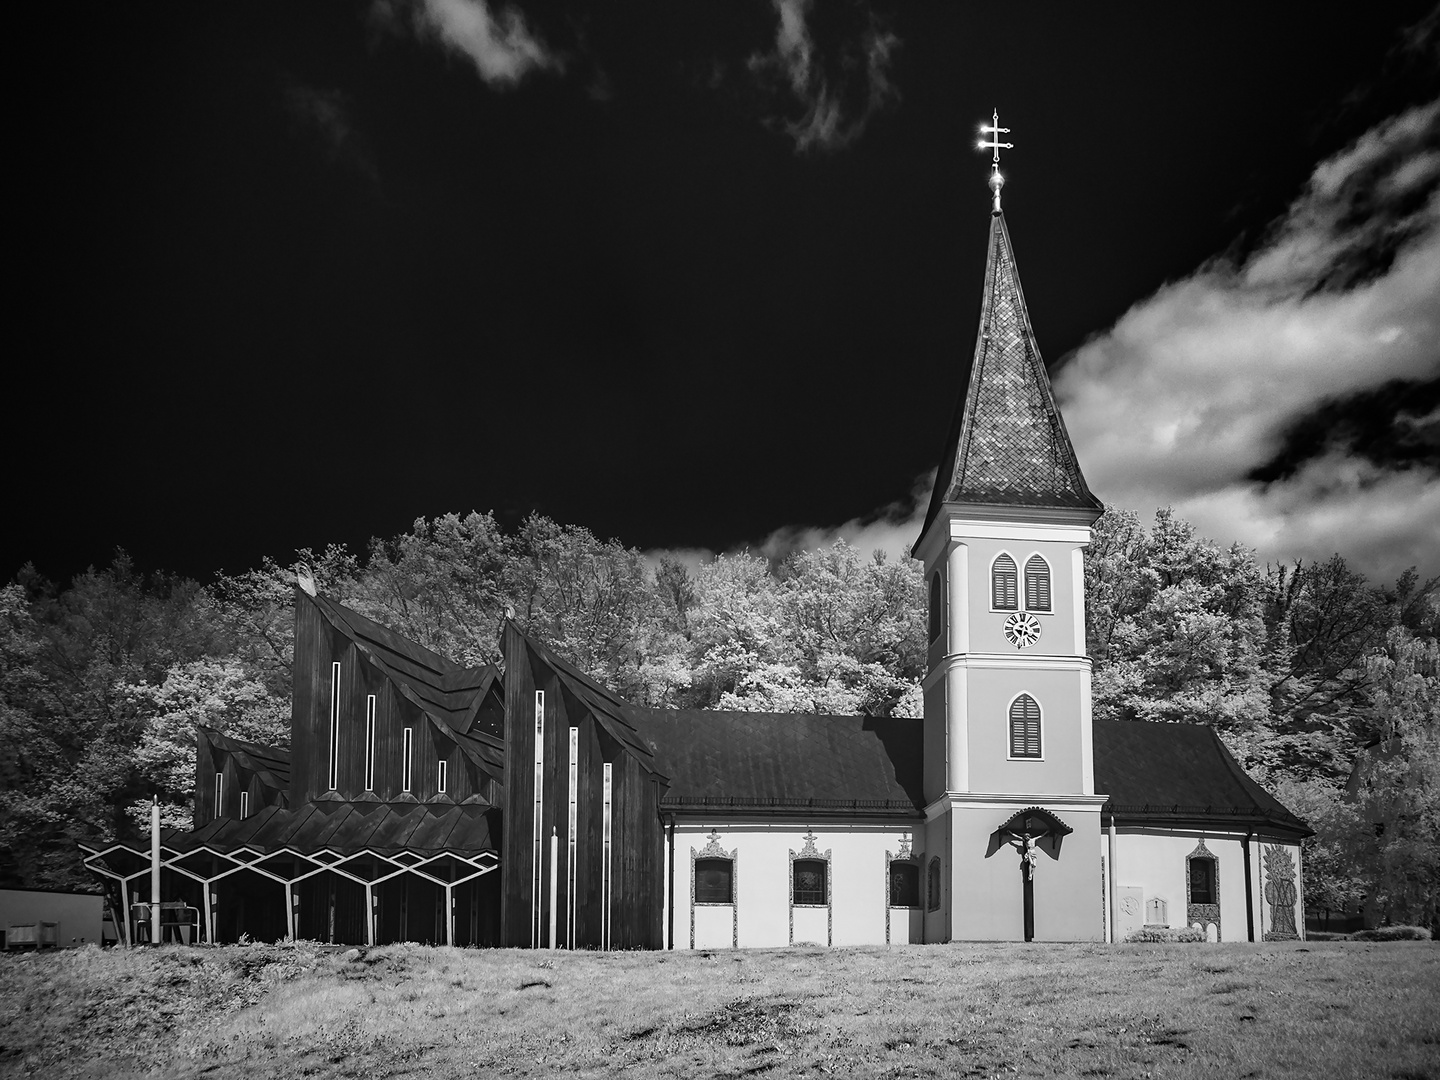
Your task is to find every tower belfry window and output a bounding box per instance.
[1025,556,1051,612]
[1009,694,1042,758]
[992,555,1018,610]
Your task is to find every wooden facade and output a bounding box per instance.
[288,592,505,811]
[500,624,667,949]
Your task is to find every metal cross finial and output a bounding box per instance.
[977,109,1013,213]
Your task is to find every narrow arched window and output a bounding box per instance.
[1024,555,1051,612]
[992,554,1018,610]
[695,858,733,903]
[927,857,942,911]
[1009,694,1041,758]
[928,573,943,642]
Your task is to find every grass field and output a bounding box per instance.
[2,940,1436,1079]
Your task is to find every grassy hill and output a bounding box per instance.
[2,940,1436,1079]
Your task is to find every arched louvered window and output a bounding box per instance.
[1024,555,1052,612]
[992,554,1018,610]
[1009,694,1042,758]
[928,573,943,642]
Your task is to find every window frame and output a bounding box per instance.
[792,858,829,907]
[364,694,377,792]
[437,758,448,794]
[1007,693,1044,760]
[693,857,734,905]
[214,773,224,818]
[990,552,1020,612]
[327,661,341,791]
[1188,856,1216,905]
[1023,553,1053,613]
[240,791,249,820]
[888,860,921,909]
[401,727,413,794]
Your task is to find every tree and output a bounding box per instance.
[123,659,290,831]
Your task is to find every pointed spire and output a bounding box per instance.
[918,145,1101,545]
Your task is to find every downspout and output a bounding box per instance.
[1243,829,1255,942]
[1106,811,1118,944]
[667,813,676,950]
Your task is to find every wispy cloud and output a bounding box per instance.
[747,0,899,153]
[1053,98,1440,582]
[376,0,560,88]
[283,83,380,188]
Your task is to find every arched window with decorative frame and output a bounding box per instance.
[992,554,1018,610]
[1024,555,1052,612]
[1009,694,1042,758]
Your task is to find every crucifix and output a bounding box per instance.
[977,109,1013,212]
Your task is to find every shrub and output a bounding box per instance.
[1349,925,1432,942]
[1123,926,1205,943]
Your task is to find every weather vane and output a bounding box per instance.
[977,109,1013,213]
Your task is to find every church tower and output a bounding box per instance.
[914,115,1107,941]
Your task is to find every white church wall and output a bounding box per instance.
[674,821,923,949]
[1108,827,1260,942]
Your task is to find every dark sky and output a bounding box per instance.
[10,2,1437,585]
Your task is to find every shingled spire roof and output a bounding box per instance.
[919,209,1101,544]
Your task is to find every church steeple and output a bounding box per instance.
[919,121,1101,545]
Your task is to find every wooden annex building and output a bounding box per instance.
[81,162,1312,948]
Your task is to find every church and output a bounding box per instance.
[80,135,1310,948]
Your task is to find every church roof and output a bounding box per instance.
[197,726,291,803]
[919,211,1101,545]
[308,592,505,778]
[630,708,923,816]
[1093,720,1311,836]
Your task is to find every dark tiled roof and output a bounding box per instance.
[198,726,290,799]
[162,801,499,856]
[920,212,1101,543]
[630,708,924,816]
[1094,720,1310,836]
[310,593,504,778]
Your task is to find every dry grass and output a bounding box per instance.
[3,940,1437,1079]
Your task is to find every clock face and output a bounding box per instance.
[1004,612,1042,649]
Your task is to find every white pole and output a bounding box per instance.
[150,797,162,946]
[1107,818,1118,944]
[548,828,559,949]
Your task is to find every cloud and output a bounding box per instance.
[754,469,934,566]
[376,0,560,88]
[747,0,900,153]
[1053,98,1440,582]
[282,83,380,187]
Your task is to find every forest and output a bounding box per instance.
[1,508,1435,930]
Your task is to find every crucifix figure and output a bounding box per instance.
[1009,832,1040,880]
[977,109,1013,212]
